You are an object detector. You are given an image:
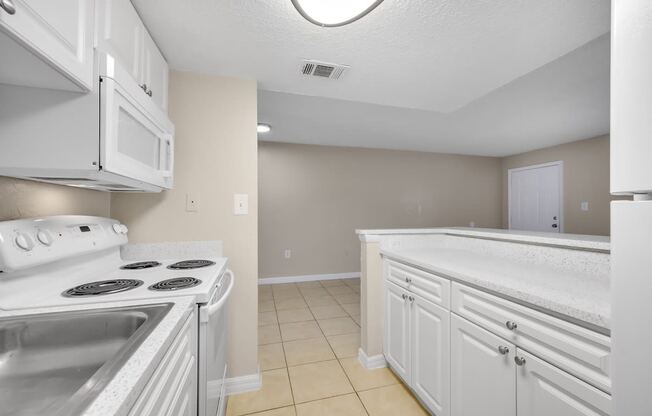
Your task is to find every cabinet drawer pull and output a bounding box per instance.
[505,321,518,330]
[408,295,414,302]
[0,0,16,15]
[498,346,510,355]
[401,294,407,300]
[514,356,526,366]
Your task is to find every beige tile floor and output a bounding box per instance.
[227,279,429,416]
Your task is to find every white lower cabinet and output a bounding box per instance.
[129,308,198,416]
[382,259,612,416]
[384,281,411,382]
[517,349,611,416]
[384,281,450,416]
[411,293,450,416]
[451,314,516,416]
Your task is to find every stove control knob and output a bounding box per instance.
[37,229,53,246]
[112,223,122,234]
[15,233,34,251]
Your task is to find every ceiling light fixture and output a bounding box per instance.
[291,0,384,27]
[257,123,271,133]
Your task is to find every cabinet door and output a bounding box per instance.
[384,281,411,383]
[516,349,611,416]
[0,0,95,90]
[96,0,144,82]
[411,295,450,416]
[451,314,516,416]
[143,31,169,111]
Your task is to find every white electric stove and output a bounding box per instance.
[0,215,232,416]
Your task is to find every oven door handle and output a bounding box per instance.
[201,269,234,323]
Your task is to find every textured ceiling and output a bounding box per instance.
[133,0,610,155]
[259,34,610,157]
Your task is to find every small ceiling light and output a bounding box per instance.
[291,0,384,27]
[257,123,271,133]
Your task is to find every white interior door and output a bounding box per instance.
[509,162,562,233]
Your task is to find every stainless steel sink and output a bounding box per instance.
[0,303,173,416]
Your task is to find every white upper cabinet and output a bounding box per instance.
[142,31,169,111]
[611,0,652,194]
[451,314,516,416]
[95,0,143,81]
[516,349,611,416]
[0,0,95,91]
[96,0,169,112]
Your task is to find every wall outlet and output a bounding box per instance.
[581,201,589,211]
[284,249,291,259]
[234,194,249,215]
[186,193,199,212]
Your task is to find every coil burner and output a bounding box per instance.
[63,279,144,297]
[120,261,162,270]
[149,277,202,291]
[167,260,215,270]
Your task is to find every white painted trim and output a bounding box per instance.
[225,370,262,395]
[259,272,360,285]
[508,160,564,233]
[358,348,387,369]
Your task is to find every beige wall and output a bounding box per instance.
[0,177,110,221]
[501,135,625,236]
[111,72,259,378]
[258,142,503,278]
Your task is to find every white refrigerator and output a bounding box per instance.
[611,1,652,415]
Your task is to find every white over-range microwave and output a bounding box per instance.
[0,53,174,192]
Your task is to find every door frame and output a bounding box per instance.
[508,161,564,233]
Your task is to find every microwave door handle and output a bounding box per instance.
[159,134,174,178]
[206,270,234,317]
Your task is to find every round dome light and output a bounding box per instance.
[291,0,384,27]
[257,123,272,133]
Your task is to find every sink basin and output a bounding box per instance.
[0,303,173,416]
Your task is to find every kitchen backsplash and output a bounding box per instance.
[0,177,110,221]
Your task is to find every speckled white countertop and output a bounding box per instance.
[382,247,610,333]
[358,227,610,252]
[0,297,195,416]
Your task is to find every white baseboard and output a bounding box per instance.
[259,272,360,285]
[225,371,262,395]
[358,348,387,369]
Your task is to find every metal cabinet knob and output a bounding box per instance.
[505,321,518,330]
[498,346,510,355]
[408,295,414,302]
[140,83,148,92]
[552,224,558,228]
[401,294,407,300]
[514,356,526,366]
[147,89,153,97]
[1,0,16,15]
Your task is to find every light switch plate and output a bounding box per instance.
[186,193,199,212]
[234,194,249,215]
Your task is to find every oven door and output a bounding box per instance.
[99,76,174,190]
[199,270,234,416]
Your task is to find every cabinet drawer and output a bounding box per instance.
[452,283,611,393]
[129,310,198,415]
[386,259,450,308]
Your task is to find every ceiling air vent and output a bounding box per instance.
[300,60,350,80]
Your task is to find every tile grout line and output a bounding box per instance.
[271,285,298,412]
